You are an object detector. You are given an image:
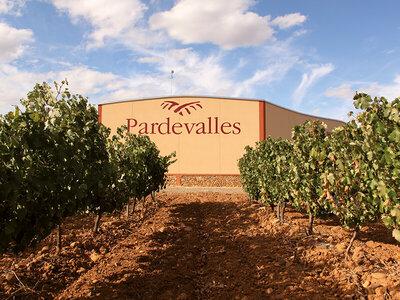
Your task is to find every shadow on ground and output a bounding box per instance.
[90,195,348,299]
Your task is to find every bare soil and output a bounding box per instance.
[1,192,399,299]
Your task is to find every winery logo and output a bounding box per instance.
[127,99,241,135]
[161,100,203,116]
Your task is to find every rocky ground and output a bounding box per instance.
[1,192,399,299]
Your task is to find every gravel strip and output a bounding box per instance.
[160,186,246,194]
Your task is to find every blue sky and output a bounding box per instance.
[1,0,400,120]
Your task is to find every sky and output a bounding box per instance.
[1,0,400,120]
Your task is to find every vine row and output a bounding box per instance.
[239,93,400,254]
[0,81,175,253]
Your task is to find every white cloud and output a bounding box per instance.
[149,0,274,49]
[293,63,334,108]
[0,65,125,114]
[137,56,162,64]
[293,29,308,37]
[235,58,298,97]
[326,76,400,102]
[0,0,14,14]
[135,34,303,100]
[322,76,400,121]
[0,49,236,114]
[130,47,235,98]
[164,50,234,95]
[234,38,300,96]
[325,83,355,99]
[0,0,26,15]
[50,0,151,49]
[103,74,170,101]
[0,55,230,114]
[0,1,313,114]
[139,48,195,65]
[271,13,306,29]
[57,66,124,96]
[359,75,400,100]
[0,22,33,62]
[0,64,53,112]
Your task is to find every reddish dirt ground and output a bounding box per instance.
[1,192,399,299]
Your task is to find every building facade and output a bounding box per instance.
[98,96,344,186]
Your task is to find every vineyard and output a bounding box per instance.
[0,84,399,299]
[0,81,175,254]
[0,192,399,299]
[239,93,400,256]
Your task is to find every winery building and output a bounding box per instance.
[98,96,343,187]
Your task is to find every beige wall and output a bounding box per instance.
[100,97,344,175]
[264,102,344,140]
[100,97,260,174]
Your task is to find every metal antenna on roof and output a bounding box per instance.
[170,70,174,96]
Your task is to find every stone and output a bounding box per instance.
[375,286,386,297]
[90,252,102,262]
[70,242,78,248]
[369,272,391,289]
[41,246,49,252]
[335,242,347,252]
[365,241,375,248]
[352,246,365,260]
[370,272,387,280]
[316,242,330,250]
[266,288,273,294]
[362,280,371,288]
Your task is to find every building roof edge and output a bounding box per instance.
[98,95,345,124]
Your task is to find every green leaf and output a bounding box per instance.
[367,151,374,161]
[29,112,40,122]
[310,147,316,158]
[393,229,400,242]
[383,216,394,227]
[381,153,392,165]
[327,173,335,185]
[391,208,400,220]
[388,128,400,143]
[377,181,387,197]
